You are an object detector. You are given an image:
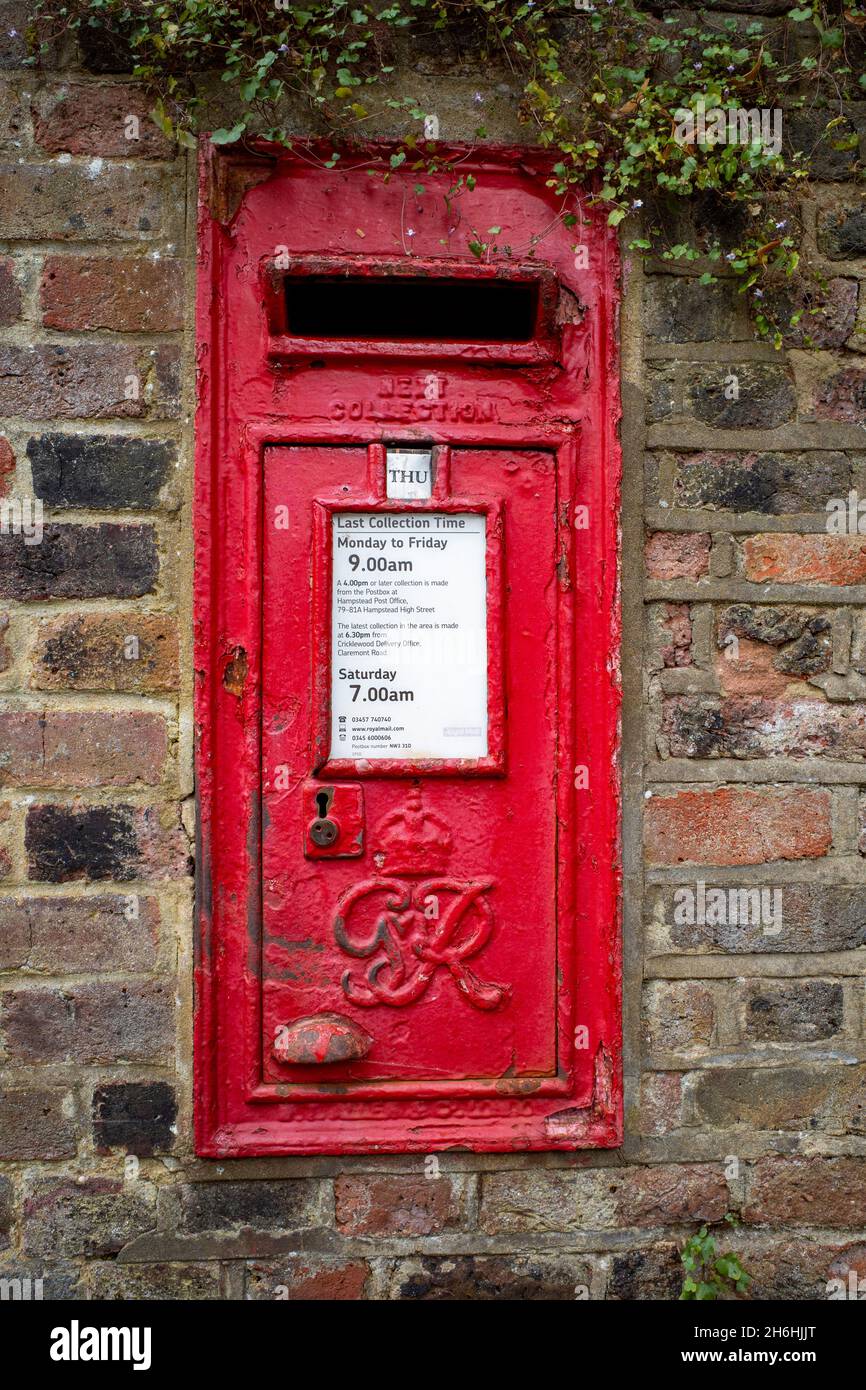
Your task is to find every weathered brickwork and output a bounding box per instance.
[0,9,865,1303]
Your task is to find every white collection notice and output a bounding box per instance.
[330,511,488,759]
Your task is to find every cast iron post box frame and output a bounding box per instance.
[194,141,622,1156]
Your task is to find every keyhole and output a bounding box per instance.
[316,791,330,819]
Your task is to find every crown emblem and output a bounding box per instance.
[372,786,452,876]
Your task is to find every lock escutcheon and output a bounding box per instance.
[303,781,364,859]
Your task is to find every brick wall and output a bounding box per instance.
[1,5,865,1301]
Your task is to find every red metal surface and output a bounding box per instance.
[194,142,622,1155]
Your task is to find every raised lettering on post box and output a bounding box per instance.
[194,144,622,1156]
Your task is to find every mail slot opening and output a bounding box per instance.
[283,274,538,343]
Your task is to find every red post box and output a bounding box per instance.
[194,144,622,1155]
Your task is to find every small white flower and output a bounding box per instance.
[753,288,764,298]
[406,228,416,237]
[632,199,643,209]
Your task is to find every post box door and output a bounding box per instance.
[262,443,565,1090]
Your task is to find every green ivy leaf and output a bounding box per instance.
[210,122,246,145]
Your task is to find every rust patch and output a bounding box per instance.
[555,285,587,326]
[222,645,248,698]
[209,152,279,226]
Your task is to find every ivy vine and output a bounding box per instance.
[680,1216,752,1300]
[32,1,866,343]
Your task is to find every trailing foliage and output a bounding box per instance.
[680,1216,752,1300]
[32,1,866,341]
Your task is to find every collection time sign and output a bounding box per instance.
[330,511,488,761]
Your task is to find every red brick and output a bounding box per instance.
[0,256,20,326]
[613,1164,728,1228]
[334,1175,464,1237]
[645,786,832,865]
[649,602,692,669]
[0,437,14,497]
[0,895,158,973]
[479,1165,727,1233]
[0,1085,77,1159]
[0,711,167,787]
[32,86,174,158]
[41,256,184,333]
[1,979,174,1062]
[0,163,175,242]
[0,801,11,879]
[814,366,866,422]
[715,636,801,697]
[0,344,180,420]
[744,1157,866,1227]
[31,613,179,693]
[645,531,710,580]
[778,278,858,350]
[246,1257,371,1300]
[743,535,866,585]
[731,1236,852,1300]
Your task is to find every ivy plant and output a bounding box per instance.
[680,1215,752,1300]
[31,1,866,343]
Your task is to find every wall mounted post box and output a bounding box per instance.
[194,144,621,1155]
